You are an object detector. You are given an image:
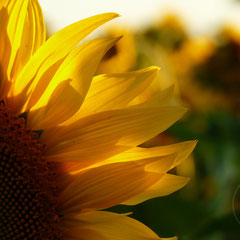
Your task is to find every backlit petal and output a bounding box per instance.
[58,161,163,213]
[0,0,45,84]
[0,5,11,97]
[42,107,186,167]
[8,12,119,113]
[5,0,29,79]
[27,79,81,129]
[123,174,189,205]
[28,37,120,129]
[90,140,197,169]
[129,85,175,108]
[76,66,159,118]
[0,0,46,98]
[10,0,46,79]
[69,154,177,175]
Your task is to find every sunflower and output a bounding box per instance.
[0,0,196,239]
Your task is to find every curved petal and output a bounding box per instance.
[67,154,177,175]
[41,107,186,167]
[3,0,45,79]
[8,12,119,113]
[27,79,81,129]
[4,0,29,79]
[89,140,197,169]
[62,211,177,240]
[27,37,120,129]
[74,66,159,118]
[0,0,45,97]
[129,85,175,108]
[10,0,46,78]
[58,161,163,213]
[0,5,11,97]
[123,174,189,205]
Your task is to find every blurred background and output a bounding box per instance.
[39,0,240,239]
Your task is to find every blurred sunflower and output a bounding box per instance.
[0,1,196,239]
[191,26,240,111]
[142,14,187,52]
[138,13,239,111]
[172,37,229,111]
[97,26,136,74]
[171,30,240,111]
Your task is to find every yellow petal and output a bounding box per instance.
[77,66,159,118]
[130,85,175,108]
[9,12,119,113]
[30,0,46,52]
[5,0,29,79]
[27,79,81,129]
[123,174,189,205]
[0,0,45,86]
[62,211,177,240]
[58,161,162,213]
[0,0,34,97]
[124,141,197,169]
[70,154,177,176]
[42,107,186,167]
[90,140,197,169]
[44,146,130,169]
[28,37,120,129]
[9,0,46,79]
[0,0,9,9]
[11,0,46,81]
[0,6,11,97]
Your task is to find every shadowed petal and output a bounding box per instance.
[62,211,177,240]
[58,161,163,213]
[123,174,189,205]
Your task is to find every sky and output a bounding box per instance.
[39,0,240,36]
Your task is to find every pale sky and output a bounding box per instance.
[39,0,240,36]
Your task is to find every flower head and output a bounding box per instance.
[0,1,196,239]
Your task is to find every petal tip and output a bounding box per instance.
[109,35,123,45]
[147,66,160,75]
[104,12,120,19]
[178,107,188,116]
[193,139,199,147]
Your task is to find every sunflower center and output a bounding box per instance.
[0,101,62,239]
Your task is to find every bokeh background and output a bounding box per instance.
[39,0,240,239]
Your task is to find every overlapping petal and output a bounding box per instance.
[58,161,163,214]
[72,66,159,119]
[123,174,189,205]
[0,0,45,98]
[41,107,186,167]
[8,12,119,113]
[11,0,46,78]
[27,37,120,129]
[129,85,175,108]
[90,140,197,168]
[4,0,29,79]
